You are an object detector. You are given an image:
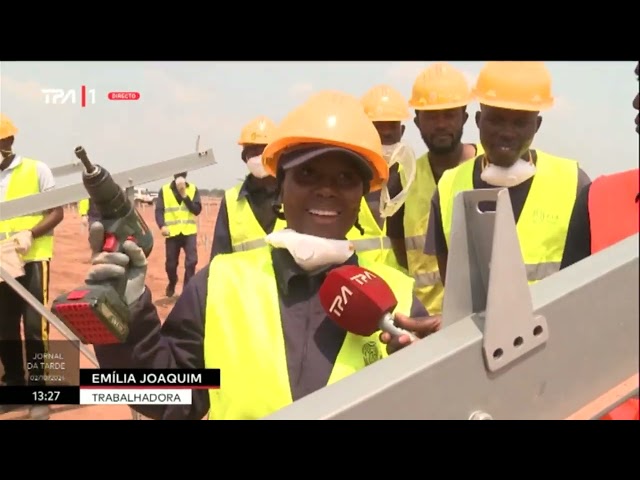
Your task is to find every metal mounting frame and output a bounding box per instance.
[0,137,216,420]
[263,189,639,420]
[51,162,83,178]
[442,188,549,373]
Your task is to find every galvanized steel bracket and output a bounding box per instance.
[442,188,549,373]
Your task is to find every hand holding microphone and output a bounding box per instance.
[319,265,422,354]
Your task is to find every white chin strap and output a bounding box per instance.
[246,155,269,178]
[379,142,417,218]
[480,158,537,188]
[265,229,355,272]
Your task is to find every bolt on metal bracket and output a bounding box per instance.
[442,188,549,373]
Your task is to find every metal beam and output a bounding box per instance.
[0,149,216,221]
[264,189,639,420]
[51,162,83,178]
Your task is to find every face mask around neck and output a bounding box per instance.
[265,228,355,272]
[246,155,269,178]
[379,142,417,218]
[480,158,536,188]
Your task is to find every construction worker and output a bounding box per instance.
[386,63,482,315]
[559,62,639,421]
[210,116,285,259]
[0,114,64,420]
[359,84,411,271]
[155,171,202,297]
[424,61,591,286]
[87,90,438,420]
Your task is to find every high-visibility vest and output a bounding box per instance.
[203,246,415,420]
[78,198,89,216]
[402,144,483,315]
[349,197,402,270]
[588,168,639,253]
[0,157,54,262]
[225,184,287,252]
[439,150,578,284]
[587,168,639,422]
[162,183,198,237]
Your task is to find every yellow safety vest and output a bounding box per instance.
[439,150,578,283]
[225,184,287,252]
[162,183,198,237]
[0,157,54,262]
[78,198,89,216]
[402,144,483,315]
[349,197,402,270]
[204,246,415,420]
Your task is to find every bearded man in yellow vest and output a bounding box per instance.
[0,114,64,420]
[358,84,411,272]
[155,171,202,297]
[211,116,286,259]
[86,90,440,420]
[424,61,591,287]
[386,63,483,316]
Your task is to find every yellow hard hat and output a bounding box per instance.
[361,84,410,122]
[473,61,554,111]
[262,90,388,192]
[238,115,277,145]
[409,62,473,110]
[0,114,18,140]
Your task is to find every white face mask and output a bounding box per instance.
[246,155,269,178]
[265,228,355,272]
[379,142,417,218]
[480,158,537,188]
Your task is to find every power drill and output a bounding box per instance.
[51,146,154,345]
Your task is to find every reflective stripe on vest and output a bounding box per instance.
[401,144,483,315]
[0,158,54,261]
[203,246,415,420]
[162,183,197,237]
[588,168,640,254]
[348,197,400,270]
[439,150,578,284]
[225,184,287,252]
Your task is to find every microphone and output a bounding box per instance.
[318,265,417,341]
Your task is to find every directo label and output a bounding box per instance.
[108,91,141,101]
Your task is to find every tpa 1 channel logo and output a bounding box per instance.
[41,86,97,107]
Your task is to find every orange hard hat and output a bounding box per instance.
[0,114,18,140]
[262,90,388,192]
[409,63,473,110]
[361,84,410,122]
[473,61,554,112]
[238,115,277,146]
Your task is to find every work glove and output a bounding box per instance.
[11,230,33,254]
[161,226,170,237]
[85,221,147,306]
[175,176,187,196]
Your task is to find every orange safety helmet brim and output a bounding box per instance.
[473,61,554,112]
[0,114,18,140]
[263,90,388,192]
[238,115,277,146]
[361,84,411,122]
[409,62,474,111]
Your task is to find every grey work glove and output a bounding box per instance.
[85,221,148,305]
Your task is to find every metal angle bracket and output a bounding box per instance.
[442,188,549,373]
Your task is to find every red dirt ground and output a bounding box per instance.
[0,197,220,420]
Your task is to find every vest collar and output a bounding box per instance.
[271,247,358,296]
[1,154,22,172]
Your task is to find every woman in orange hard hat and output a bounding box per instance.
[210,115,287,260]
[423,61,591,286]
[86,90,438,420]
[386,63,482,317]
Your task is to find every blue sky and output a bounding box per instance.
[1,61,637,191]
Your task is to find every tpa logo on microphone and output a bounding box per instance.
[328,286,353,318]
[349,270,377,285]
